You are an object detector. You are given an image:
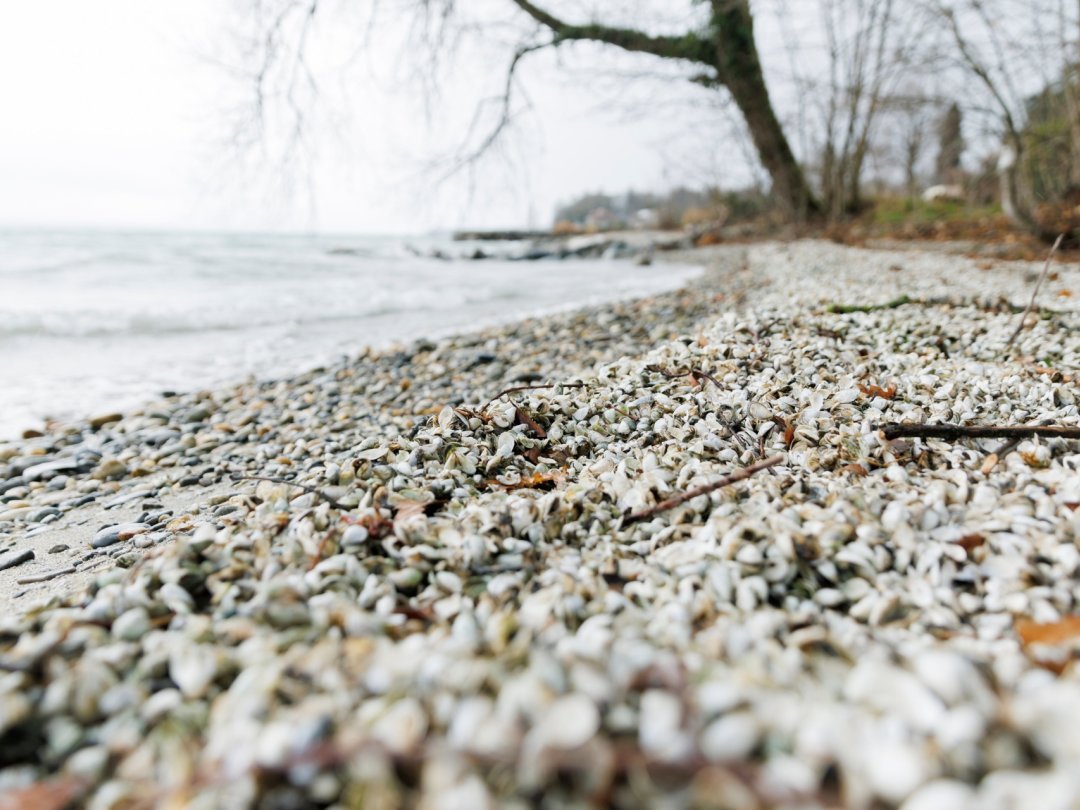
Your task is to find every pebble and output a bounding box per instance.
[0,549,33,571]
[90,523,150,549]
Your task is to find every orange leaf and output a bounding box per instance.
[858,383,897,400]
[1057,289,1073,298]
[487,470,566,491]
[1016,616,1080,646]
[841,463,868,476]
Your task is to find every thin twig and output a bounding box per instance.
[479,382,586,413]
[1006,233,1064,348]
[881,423,1080,441]
[16,567,77,585]
[626,454,784,523]
[646,364,723,389]
[231,474,348,511]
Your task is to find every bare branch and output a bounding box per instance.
[508,0,716,66]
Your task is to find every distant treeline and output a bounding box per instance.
[553,187,769,232]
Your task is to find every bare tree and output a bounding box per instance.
[227,0,822,220]
[815,0,931,216]
[930,0,1080,238]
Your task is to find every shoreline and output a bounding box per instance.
[0,250,731,613]
[3,241,1080,807]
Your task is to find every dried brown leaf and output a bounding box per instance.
[513,405,547,438]
[487,470,566,492]
[955,534,986,552]
[858,383,897,400]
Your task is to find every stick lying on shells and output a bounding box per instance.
[1006,233,1064,349]
[479,382,586,414]
[230,474,349,511]
[645,364,722,389]
[880,423,1080,441]
[626,454,784,523]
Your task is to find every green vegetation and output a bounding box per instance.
[870,197,1002,226]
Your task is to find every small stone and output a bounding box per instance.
[92,459,129,481]
[89,413,123,429]
[0,549,33,571]
[26,507,62,524]
[91,523,150,549]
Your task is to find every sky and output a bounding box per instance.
[0,1,735,234]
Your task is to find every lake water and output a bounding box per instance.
[0,229,700,439]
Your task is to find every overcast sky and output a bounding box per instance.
[0,1,744,234]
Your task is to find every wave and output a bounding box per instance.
[0,285,531,340]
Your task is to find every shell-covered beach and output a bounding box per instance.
[2,242,1080,809]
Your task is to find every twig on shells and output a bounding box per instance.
[645,364,722,389]
[1006,233,1064,349]
[231,474,349,511]
[626,454,784,523]
[480,382,586,414]
[881,423,1080,441]
[825,294,912,314]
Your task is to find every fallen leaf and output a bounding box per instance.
[1016,616,1080,646]
[343,512,394,539]
[1020,450,1049,468]
[840,463,869,476]
[858,383,897,400]
[513,405,547,438]
[0,777,88,810]
[487,470,566,491]
[955,533,986,552]
[1057,289,1073,297]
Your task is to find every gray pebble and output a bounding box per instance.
[91,523,150,549]
[0,549,34,571]
[26,507,62,524]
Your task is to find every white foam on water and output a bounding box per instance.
[0,229,700,438]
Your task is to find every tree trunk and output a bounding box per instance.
[711,1,821,220]
[510,0,821,220]
[1000,135,1059,242]
[723,72,820,219]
